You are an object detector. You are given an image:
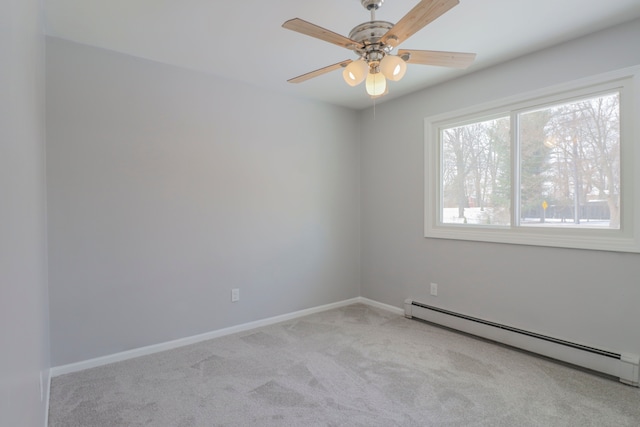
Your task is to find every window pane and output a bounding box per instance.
[518,93,620,229]
[441,117,511,226]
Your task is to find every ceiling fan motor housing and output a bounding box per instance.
[348,21,393,45]
[349,21,394,69]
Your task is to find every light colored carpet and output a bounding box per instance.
[48,304,640,426]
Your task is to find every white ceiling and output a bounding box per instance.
[45,0,640,110]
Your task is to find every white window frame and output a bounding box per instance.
[425,67,640,253]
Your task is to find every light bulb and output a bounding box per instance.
[342,59,368,86]
[380,55,407,81]
[365,72,387,97]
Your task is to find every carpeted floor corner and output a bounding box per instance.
[48,304,640,426]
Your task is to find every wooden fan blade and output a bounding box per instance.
[398,49,476,69]
[287,60,353,84]
[381,0,459,48]
[283,18,360,50]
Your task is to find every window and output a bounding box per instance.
[425,68,640,252]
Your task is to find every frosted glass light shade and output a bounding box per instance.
[380,55,407,81]
[365,72,387,96]
[342,60,368,86]
[370,86,389,99]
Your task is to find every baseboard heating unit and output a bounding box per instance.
[404,299,639,387]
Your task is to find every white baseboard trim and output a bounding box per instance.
[44,368,51,427]
[359,297,405,316]
[51,297,401,377]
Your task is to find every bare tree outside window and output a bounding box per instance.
[441,117,510,226]
[519,93,620,229]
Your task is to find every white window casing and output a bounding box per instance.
[425,66,640,253]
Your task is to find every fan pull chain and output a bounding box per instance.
[373,95,377,119]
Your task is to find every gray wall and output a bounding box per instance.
[0,1,50,426]
[46,18,640,369]
[360,19,640,355]
[46,39,361,366]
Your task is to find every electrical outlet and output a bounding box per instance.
[231,288,240,302]
[430,283,438,296]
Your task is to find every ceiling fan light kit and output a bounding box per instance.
[366,71,387,97]
[380,54,407,81]
[343,59,369,86]
[283,0,476,99]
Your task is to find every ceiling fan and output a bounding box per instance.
[282,0,476,98]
